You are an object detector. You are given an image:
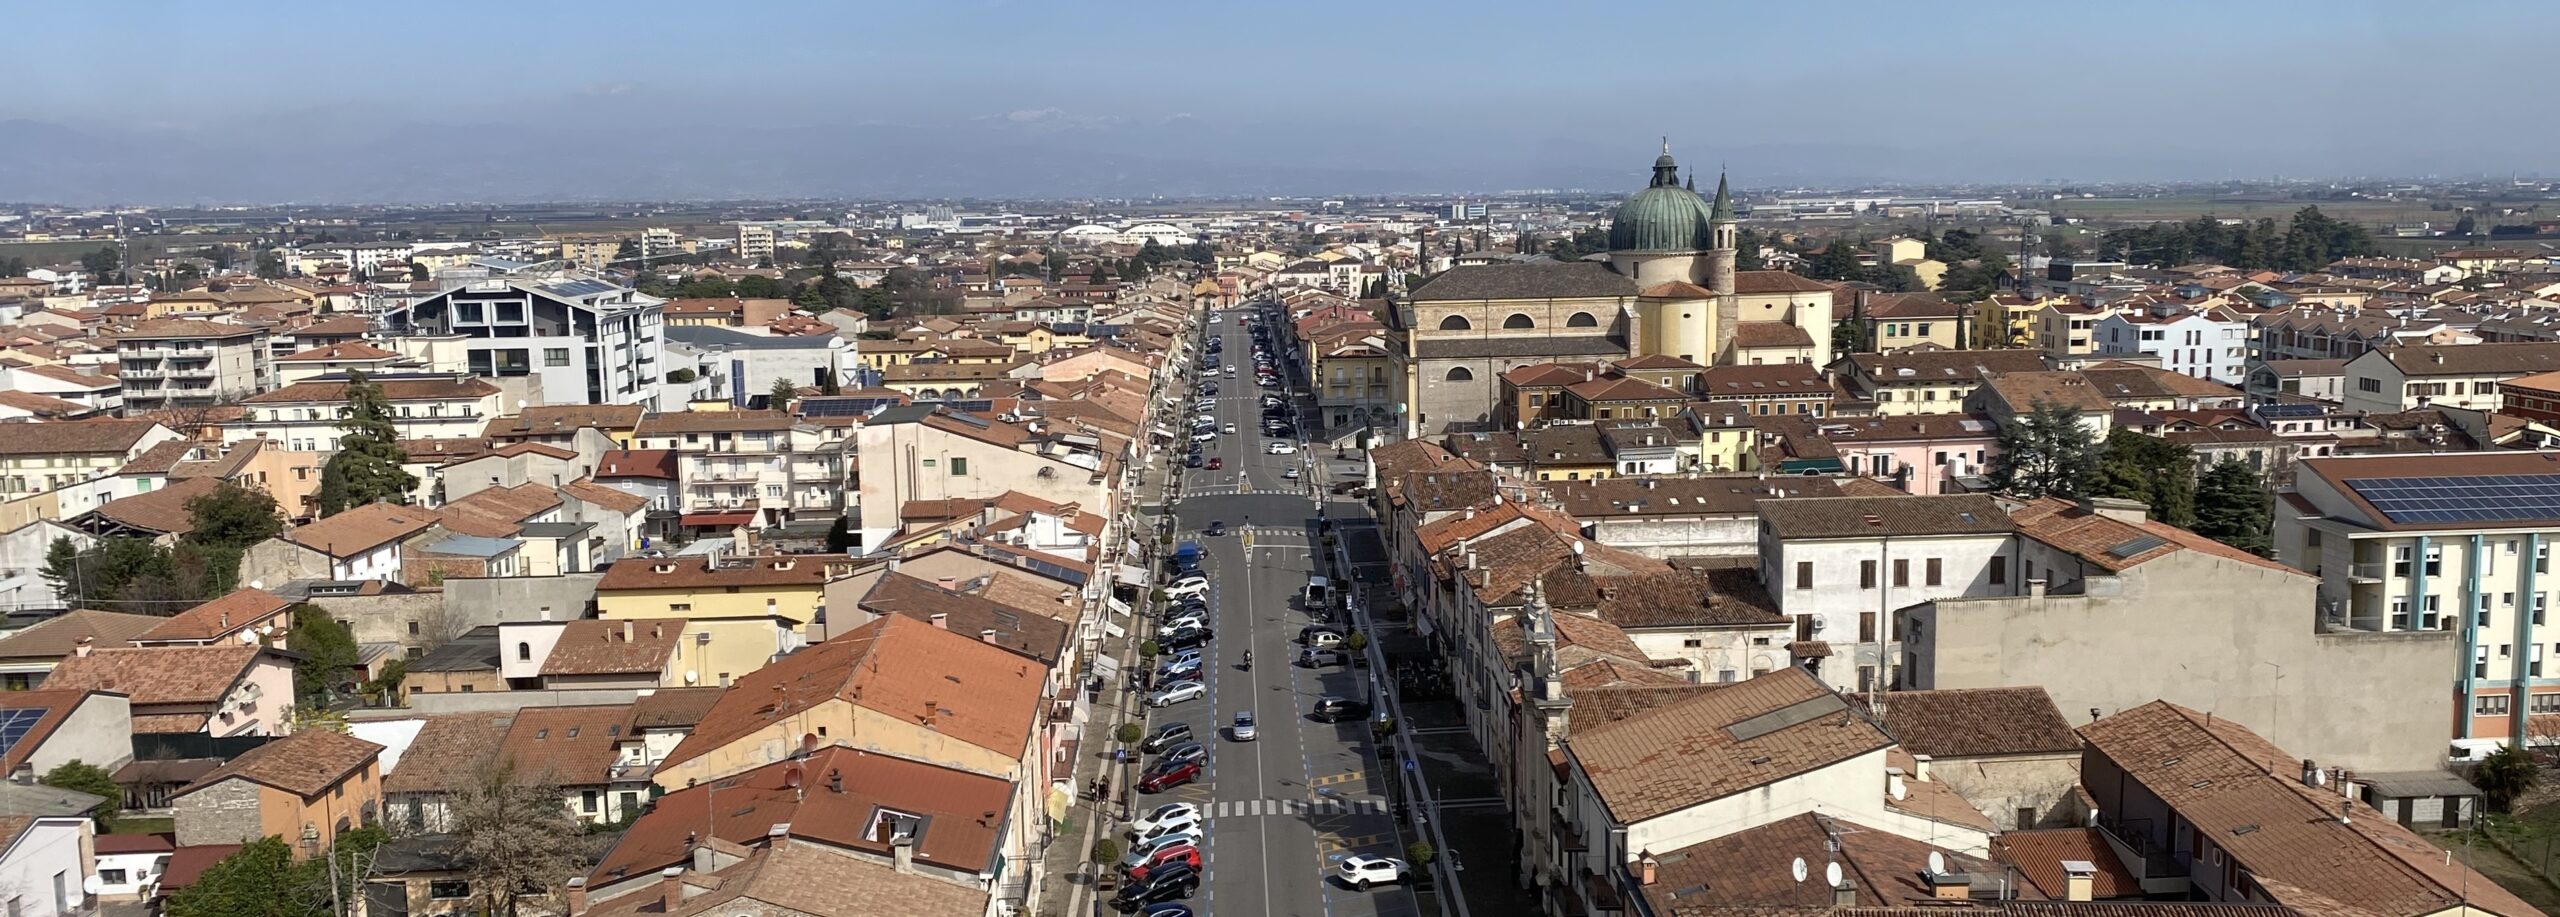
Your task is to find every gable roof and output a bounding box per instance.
[1865,687,2078,759]
[496,704,632,786]
[1569,667,1890,823]
[0,689,111,774]
[584,836,987,917]
[542,619,684,678]
[0,419,165,457]
[856,573,1070,664]
[589,744,1011,884]
[135,588,293,644]
[1758,495,2013,540]
[179,729,382,798]
[0,610,165,661]
[381,712,512,794]
[1408,262,1641,301]
[657,616,1045,773]
[284,502,440,557]
[41,644,265,710]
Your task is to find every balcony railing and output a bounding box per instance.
[2348,561,2389,582]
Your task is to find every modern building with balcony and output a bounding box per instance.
[115,319,273,411]
[378,277,666,410]
[2275,451,2560,752]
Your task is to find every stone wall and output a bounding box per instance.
[174,779,264,847]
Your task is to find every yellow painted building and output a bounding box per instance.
[593,555,854,688]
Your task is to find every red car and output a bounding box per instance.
[1138,760,1203,793]
[1206,457,1223,470]
[1125,845,1202,881]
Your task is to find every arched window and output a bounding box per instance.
[516,642,532,661]
[1566,312,1598,327]
[1503,313,1535,329]
[1445,367,1475,382]
[1439,314,1472,331]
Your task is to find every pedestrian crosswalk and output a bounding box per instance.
[1203,797,1387,818]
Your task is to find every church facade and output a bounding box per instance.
[1389,146,1834,437]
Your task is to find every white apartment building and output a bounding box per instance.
[2093,306,2249,385]
[0,421,184,500]
[2340,342,2560,416]
[379,277,667,409]
[116,319,273,411]
[1756,495,2020,693]
[230,375,507,451]
[2275,451,2560,752]
[736,224,776,263]
[852,405,1111,549]
[629,412,850,531]
[287,242,415,277]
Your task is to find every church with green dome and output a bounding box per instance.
[1391,142,1835,437]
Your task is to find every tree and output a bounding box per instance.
[2093,429,2198,529]
[2475,744,2539,812]
[289,604,357,710]
[41,760,122,830]
[824,516,857,553]
[1805,241,1862,281]
[80,246,121,284]
[183,482,284,594]
[675,275,735,299]
[736,274,784,298]
[42,536,186,613]
[164,836,303,917]
[0,256,27,277]
[614,239,640,260]
[1830,318,1872,355]
[1406,840,1438,869]
[1988,404,2100,500]
[2193,457,2274,555]
[253,250,285,279]
[1734,228,1767,271]
[315,372,417,516]
[449,766,588,917]
[770,377,800,411]
[665,367,697,384]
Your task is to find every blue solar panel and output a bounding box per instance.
[0,708,46,761]
[2347,474,2560,525]
[2255,403,2327,419]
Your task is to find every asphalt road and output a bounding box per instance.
[1130,305,1419,917]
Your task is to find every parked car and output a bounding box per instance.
[1166,580,1210,599]
[1304,630,1344,649]
[1148,681,1206,707]
[1184,454,1203,469]
[1334,855,1410,889]
[1111,862,1200,910]
[1168,572,1209,589]
[1298,648,1348,668]
[1191,430,1217,443]
[1130,803,1201,837]
[1154,657,1202,682]
[1120,831,1203,869]
[1161,613,1207,632]
[1229,711,1257,741]
[1134,904,1194,917]
[1130,808,1202,844]
[1136,759,1204,794]
[1298,625,1343,644]
[1155,741,1207,768]
[1139,723,1194,754]
[1160,625,1213,651]
[1310,696,1372,723]
[1125,847,1202,883]
[1284,467,1301,480]
[1266,442,1298,454]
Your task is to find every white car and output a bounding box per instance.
[1162,613,1207,632]
[1266,442,1298,455]
[1148,681,1207,707]
[1167,573,1210,590]
[1224,366,1237,377]
[1335,855,1410,889]
[1130,802,1203,836]
[1191,431,1217,443]
[1129,808,1203,844]
[1121,830,1204,868]
[1229,712,1257,742]
[1165,580,1210,600]
[1283,468,1301,480]
[1222,423,1237,434]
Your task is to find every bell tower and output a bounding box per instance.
[1705,171,1738,296]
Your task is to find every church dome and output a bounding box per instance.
[1608,147,1713,254]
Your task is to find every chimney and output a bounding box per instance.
[2062,860,2096,902]
[2300,758,2323,787]
[658,867,685,912]
[1832,880,1857,907]
[827,768,843,793]
[1636,852,1658,886]
[980,628,999,644]
[885,557,901,574]
[768,823,791,841]
[73,637,93,658]
[1910,753,1932,782]
[891,835,916,874]
[621,620,634,642]
[691,841,716,874]
[2028,578,2047,598]
[930,613,950,630]
[2079,496,2149,525]
[565,878,588,917]
[937,576,959,591]
[1925,870,1966,901]
[1886,768,1907,801]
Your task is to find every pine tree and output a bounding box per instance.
[2194,457,2274,555]
[770,377,800,411]
[314,371,417,517]
[1988,403,2100,500]
[2092,429,2199,528]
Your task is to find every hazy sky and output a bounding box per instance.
[5,0,2554,203]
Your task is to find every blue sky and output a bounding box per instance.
[5,1,2553,202]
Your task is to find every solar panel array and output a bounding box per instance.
[0,708,47,760]
[798,397,898,418]
[2345,474,2560,525]
[2255,403,2327,419]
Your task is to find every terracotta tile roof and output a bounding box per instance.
[596,554,847,593]
[1542,475,1842,518]
[1758,495,2013,540]
[439,483,562,537]
[496,705,632,785]
[118,319,262,340]
[135,587,292,644]
[1995,828,2143,900]
[180,728,382,798]
[2080,701,2540,917]
[561,479,650,515]
[486,404,648,437]
[242,377,500,404]
[274,342,399,362]
[2385,341,2560,377]
[0,610,165,661]
[856,573,1070,664]
[587,836,988,917]
[1569,667,1890,822]
[590,745,1012,884]
[1697,362,1827,395]
[1846,348,2045,384]
[1638,813,2009,911]
[1862,292,1965,318]
[0,688,104,773]
[381,712,511,794]
[542,619,684,678]
[657,615,1045,773]
[157,844,246,892]
[2076,362,2241,400]
[1640,280,1714,299]
[1729,321,1817,349]
[0,419,165,457]
[1559,658,1691,689]
[284,502,440,557]
[1595,569,1786,630]
[634,411,795,435]
[1981,371,2113,414]
[595,449,679,480]
[2007,497,2304,577]
[1864,687,2078,758]
[0,391,92,419]
[1882,746,1997,832]
[41,644,264,709]
[1732,271,1836,294]
[626,687,726,731]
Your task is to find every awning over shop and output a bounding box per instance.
[1114,564,1149,586]
[1106,596,1132,616]
[679,511,758,528]
[1093,654,1121,679]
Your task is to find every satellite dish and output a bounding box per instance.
[248,579,264,590]
[238,631,259,645]
[684,671,699,684]
[1790,857,1807,883]
[2088,807,2101,827]
[83,876,103,895]
[1824,862,1843,888]
[1927,852,1947,875]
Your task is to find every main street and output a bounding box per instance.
[1131,304,1419,917]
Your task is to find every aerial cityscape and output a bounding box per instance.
[5,4,2560,917]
